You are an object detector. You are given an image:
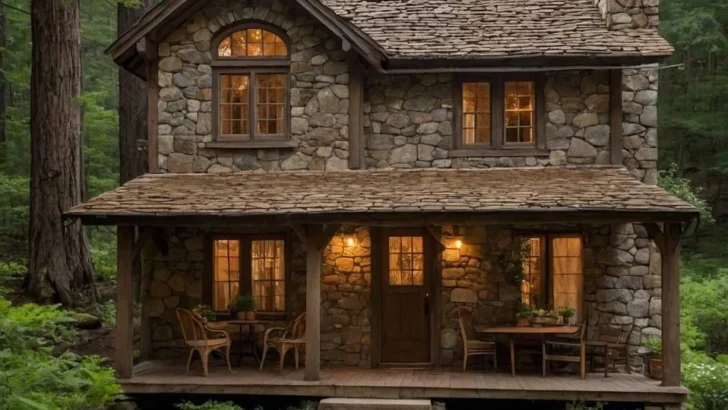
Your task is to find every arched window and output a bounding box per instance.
[212,26,290,145]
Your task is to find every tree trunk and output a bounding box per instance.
[28,0,95,306]
[118,0,151,184]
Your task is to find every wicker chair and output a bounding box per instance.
[542,320,587,379]
[457,306,497,372]
[176,308,232,376]
[259,312,306,373]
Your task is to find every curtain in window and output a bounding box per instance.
[551,236,583,320]
[213,239,241,312]
[521,236,544,307]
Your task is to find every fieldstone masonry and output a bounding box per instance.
[623,68,659,185]
[156,0,351,173]
[594,0,660,29]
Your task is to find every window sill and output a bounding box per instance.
[449,148,550,158]
[205,141,297,150]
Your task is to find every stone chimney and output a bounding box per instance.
[594,0,659,29]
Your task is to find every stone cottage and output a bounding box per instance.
[65,0,695,408]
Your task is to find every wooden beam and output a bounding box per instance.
[132,227,155,262]
[347,51,364,169]
[304,224,324,381]
[425,225,446,253]
[661,222,682,387]
[116,225,136,378]
[317,224,341,249]
[290,223,309,248]
[609,69,623,166]
[145,36,159,173]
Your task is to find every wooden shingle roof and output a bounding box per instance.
[65,167,697,226]
[321,0,674,59]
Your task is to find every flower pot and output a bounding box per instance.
[516,317,530,327]
[531,317,547,327]
[236,311,246,320]
[649,354,663,380]
[245,311,256,321]
[207,321,228,330]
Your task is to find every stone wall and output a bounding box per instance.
[321,226,372,367]
[363,71,612,169]
[622,68,658,184]
[156,0,350,173]
[593,0,659,29]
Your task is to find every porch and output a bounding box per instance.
[122,360,688,404]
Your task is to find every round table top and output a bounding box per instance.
[226,319,269,325]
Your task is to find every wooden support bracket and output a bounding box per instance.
[425,225,446,253]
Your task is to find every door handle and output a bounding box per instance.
[424,293,430,316]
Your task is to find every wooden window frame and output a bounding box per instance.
[452,73,547,157]
[204,233,292,321]
[518,233,583,317]
[209,23,293,149]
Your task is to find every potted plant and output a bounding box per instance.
[545,309,560,326]
[229,294,256,320]
[516,303,534,327]
[643,337,662,380]
[531,309,548,326]
[558,306,576,326]
[192,304,227,329]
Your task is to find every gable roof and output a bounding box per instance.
[110,0,674,77]
[65,167,697,226]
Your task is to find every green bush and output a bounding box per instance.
[0,297,120,410]
[684,362,728,410]
[658,163,714,226]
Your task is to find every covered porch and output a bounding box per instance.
[63,166,697,402]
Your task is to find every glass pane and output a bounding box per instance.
[251,240,285,312]
[256,74,286,136]
[388,236,424,286]
[519,111,532,127]
[247,29,263,56]
[462,82,491,146]
[220,75,249,136]
[520,127,533,143]
[505,111,518,127]
[213,239,240,312]
[506,127,518,143]
[476,127,491,144]
[231,31,246,56]
[504,80,535,144]
[218,37,232,57]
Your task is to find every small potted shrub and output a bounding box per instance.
[229,294,256,320]
[643,337,662,380]
[558,306,576,326]
[192,304,227,329]
[531,309,548,327]
[545,309,560,326]
[516,303,533,327]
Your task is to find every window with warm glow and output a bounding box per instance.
[213,27,289,142]
[457,76,539,150]
[213,239,241,312]
[462,82,491,145]
[520,235,583,319]
[504,81,534,144]
[251,240,285,312]
[388,236,424,286]
[211,237,287,314]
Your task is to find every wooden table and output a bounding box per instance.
[226,320,268,366]
[475,325,580,375]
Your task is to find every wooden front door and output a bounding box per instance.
[380,231,431,363]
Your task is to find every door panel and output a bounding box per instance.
[381,232,431,363]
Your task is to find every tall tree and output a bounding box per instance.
[28,0,95,305]
[118,0,151,184]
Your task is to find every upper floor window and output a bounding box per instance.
[455,75,543,153]
[212,26,290,145]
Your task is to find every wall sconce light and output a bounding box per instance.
[345,236,357,247]
[454,239,463,249]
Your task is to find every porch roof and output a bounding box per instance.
[64,166,698,226]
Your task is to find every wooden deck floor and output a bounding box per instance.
[121,360,688,404]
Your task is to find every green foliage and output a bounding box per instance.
[192,304,217,323]
[98,300,116,327]
[176,401,244,410]
[643,336,662,355]
[658,164,715,225]
[558,306,576,319]
[229,294,256,313]
[88,227,118,281]
[683,362,728,410]
[0,296,120,410]
[681,274,728,356]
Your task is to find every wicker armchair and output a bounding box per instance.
[176,308,232,376]
[457,306,497,372]
[259,312,306,373]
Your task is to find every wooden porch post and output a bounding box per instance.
[645,222,683,387]
[116,225,135,378]
[661,223,682,387]
[304,225,323,381]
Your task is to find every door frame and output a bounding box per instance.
[370,227,442,367]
